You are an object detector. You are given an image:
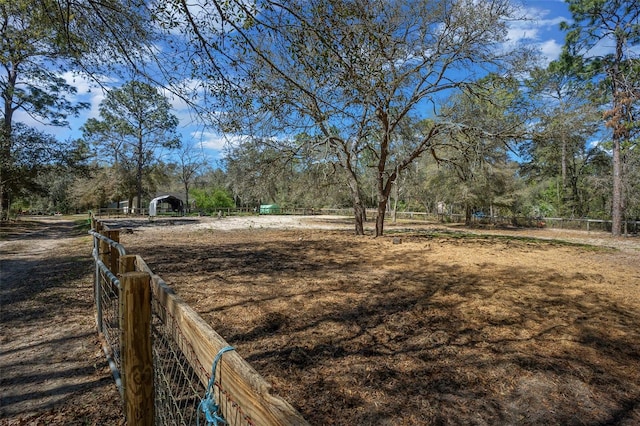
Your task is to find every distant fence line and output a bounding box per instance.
[387,211,639,234]
[89,218,309,426]
[93,207,639,234]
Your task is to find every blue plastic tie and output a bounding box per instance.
[198,345,235,426]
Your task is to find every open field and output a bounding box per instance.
[112,216,640,425]
[1,215,638,425]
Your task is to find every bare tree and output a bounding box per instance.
[176,142,207,213]
[159,0,533,235]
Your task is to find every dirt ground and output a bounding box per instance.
[0,218,123,425]
[1,215,639,425]
[115,215,639,425]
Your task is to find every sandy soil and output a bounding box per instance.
[115,215,640,425]
[0,218,123,425]
[1,214,639,425]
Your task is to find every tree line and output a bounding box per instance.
[1,0,638,236]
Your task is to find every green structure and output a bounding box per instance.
[259,204,280,214]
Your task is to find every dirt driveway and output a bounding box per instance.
[0,217,123,425]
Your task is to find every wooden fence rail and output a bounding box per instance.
[136,256,308,425]
[90,220,309,426]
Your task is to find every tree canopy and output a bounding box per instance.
[3,0,639,238]
[159,0,534,235]
[0,0,157,217]
[558,0,640,234]
[81,81,181,211]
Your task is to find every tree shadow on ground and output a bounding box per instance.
[0,330,121,422]
[132,233,640,425]
[0,219,123,424]
[0,219,90,240]
[242,264,640,425]
[0,254,94,325]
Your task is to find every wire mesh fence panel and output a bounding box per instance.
[151,298,255,426]
[152,316,204,425]
[91,225,307,426]
[213,372,255,426]
[99,268,121,371]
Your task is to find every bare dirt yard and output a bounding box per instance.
[112,215,640,425]
[0,218,123,425]
[1,215,639,425]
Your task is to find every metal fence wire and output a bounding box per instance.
[151,298,254,426]
[91,229,258,426]
[98,267,121,373]
[152,298,207,425]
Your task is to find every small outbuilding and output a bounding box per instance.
[259,204,280,214]
[149,195,184,216]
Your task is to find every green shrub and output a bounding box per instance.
[191,188,234,213]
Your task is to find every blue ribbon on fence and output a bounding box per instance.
[198,345,235,426]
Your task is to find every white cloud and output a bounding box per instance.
[581,33,638,59]
[12,109,45,129]
[191,130,247,152]
[508,6,567,43]
[60,71,94,95]
[158,79,210,134]
[538,38,563,63]
[505,4,571,64]
[11,71,110,138]
[60,71,116,120]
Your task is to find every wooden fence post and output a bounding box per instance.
[121,271,154,426]
[120,255,137,274]
[105,230,120,274]
[118,254,138,401]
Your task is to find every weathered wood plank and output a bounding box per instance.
[118,254,137,402]
[119,255,137,275]
[105,230,120,274]
[99,235,110,266]
[135,256,308,426]
[121,271,154,426]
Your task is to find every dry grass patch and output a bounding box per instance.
[123,225,640,425]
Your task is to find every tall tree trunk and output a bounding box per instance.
[136,165,143,212]
[391,196,398,224]
[345,169,366,235]
[136,134,143,212]
[375,200,387,237]
[612,136,623,236]
[561,132,568,214]
[0,184,4,219]
[0,127,9,219]
[184,182,190,214]
[353,199,366,235]
[375,169,396,237]
[561,132,567,190]
[1,70,16,219]
[391,178,398,224]
[609,32,628,237]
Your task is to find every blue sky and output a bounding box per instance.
[16,0,572,164]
